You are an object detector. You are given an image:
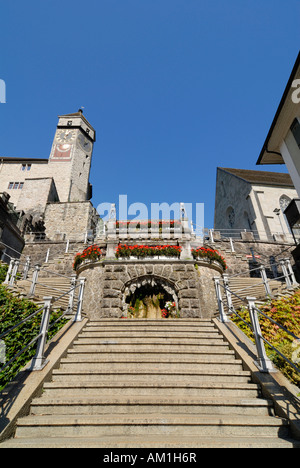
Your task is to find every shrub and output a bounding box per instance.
[0,286,68,390]
[232,290,300,387]
[0,262,8,283]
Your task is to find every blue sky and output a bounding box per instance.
[0,0,299,229]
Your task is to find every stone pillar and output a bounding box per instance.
[106,240,118,259]
[180,240,192,260]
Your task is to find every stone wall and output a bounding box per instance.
[17,177,58,216]
[206,238,296,277]
[21,240,85,273]
[78,259,223,320]
[43,201,98,241]
[0,160,50,210]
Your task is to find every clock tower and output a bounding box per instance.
[49,110,96,203]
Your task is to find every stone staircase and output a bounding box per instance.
[1,319,299,448]
[8,249,80,311]
[225,277,288,309]
[38,251,77,278]
[11,276,77,312]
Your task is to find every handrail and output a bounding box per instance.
[191,224,299,245]
[222,257,290,280]
[0,305,44,340]
[0,333,43,374]
[4,256,74,290]
[214,275,300,375]
[229,273,286,295]
[0,277,85,380]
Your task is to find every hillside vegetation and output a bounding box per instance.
[0,285,68,391]
[232,289,300,388]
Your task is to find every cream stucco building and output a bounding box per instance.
[214,167,298,241]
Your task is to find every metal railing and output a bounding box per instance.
[0,236,88,383]
[191,225,299,245]
[0,277,86,375]
[213,257,300,374]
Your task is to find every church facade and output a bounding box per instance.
[214,167,298,242]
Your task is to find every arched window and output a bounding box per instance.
[279,195,292,234]
[279,195,291,212]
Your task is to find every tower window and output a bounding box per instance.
[8,182,24,190]
[21,163,31,171]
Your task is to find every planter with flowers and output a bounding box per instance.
[124,302,180,319]
[192,247,227,271]
[73,245,103,271]
[162,301,180,318]
[115,244,182,260]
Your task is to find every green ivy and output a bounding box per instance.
[0,263,8,284]
[232,289,300,387]
[0,286,68,391]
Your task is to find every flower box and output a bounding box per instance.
[192,247,227,271]
[115,244,182,259]
[73,245,103,271]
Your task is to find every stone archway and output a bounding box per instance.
[78,261,213,319]
[122,275,178,318]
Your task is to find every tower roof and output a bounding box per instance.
[58,110,96,141]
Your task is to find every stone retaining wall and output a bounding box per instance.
[78,259,223,319]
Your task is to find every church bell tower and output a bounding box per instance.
[49,110,96,203]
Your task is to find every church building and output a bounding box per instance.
[214,167,298,242]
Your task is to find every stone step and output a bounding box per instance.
[67,347,235,357]
[71,343,230,352]
[87,319,212,323]
[51,369,252,383]
[61,354,239,364]
[85,320,214,327]
[57,360,244,372]
[30,396,273,416]
[72,337,226,345]
[42,380,261,398]
[81,329,219,339]
[82,325,218,333]
[15,414,289,439]
[2,435,299,448]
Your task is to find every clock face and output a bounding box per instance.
[51,144,72,161]
[56,129,77,143]
[78,133,92,152]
